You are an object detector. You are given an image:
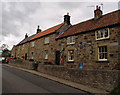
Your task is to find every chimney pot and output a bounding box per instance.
[25,33,28,38]
[67,12,69,15]
[37,25,41,34]
[99,6,101,9]
[96,5,98,9]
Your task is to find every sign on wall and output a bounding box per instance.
[78,41,92,48]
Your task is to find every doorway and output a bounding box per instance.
[25,53,27,60]
[55,50,60,65]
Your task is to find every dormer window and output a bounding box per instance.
[67,36,75,45]
[95,28,109,40]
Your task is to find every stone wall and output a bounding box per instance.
[9,60,34,70]
[37,64,120,92]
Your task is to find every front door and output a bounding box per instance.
[25,53,27,60]
[55,50,60,65]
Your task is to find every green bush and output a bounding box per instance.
[15,58,23,63]
[44,61,53,65]
[29,59,34,62]
[44,61,48,65]
[32,61,40,70]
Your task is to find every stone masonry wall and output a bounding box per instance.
[33,34,58,64]
[9,60,34,70]
[37,64,120,92]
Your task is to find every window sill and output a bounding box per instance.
[96,37,110,41]
[67,61,74,63]
[96,60,109,63]
[44,43,49,45]
[67,43,75,45]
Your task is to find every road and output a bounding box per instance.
[2,65,91,94]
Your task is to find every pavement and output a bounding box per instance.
[3,64,108,94]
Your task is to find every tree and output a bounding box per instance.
[0,44,9,51]
[2,48,11,58]
[0,43,9,57]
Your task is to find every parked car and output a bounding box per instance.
[0,57,5,63]
[6,57,14,64]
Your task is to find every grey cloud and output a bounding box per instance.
[58,2,84,10]
[1,2,118,50]
[2,2,41,37]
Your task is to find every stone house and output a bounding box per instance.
[11,6,120,69]
[29,13,71,64]
[57,6,120,69]
[11,45,16,57]
[11,33,36,59]
[11,13,71,65]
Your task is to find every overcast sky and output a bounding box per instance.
[0,0,120,50]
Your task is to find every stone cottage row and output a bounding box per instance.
[11,6,120,69]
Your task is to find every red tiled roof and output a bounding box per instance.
[31,23,63,40]
[58,10,120,38]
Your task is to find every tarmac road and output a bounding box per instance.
[2,65,91,94]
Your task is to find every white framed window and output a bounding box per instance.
[45,37,49,44]
[45,50,48,59]
[67,36,75,45]
[68,50,74,61]
[31,41,35,47]
[95,28,109,40]
[98,46,107,61]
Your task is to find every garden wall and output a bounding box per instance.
[37,64,120,92]
[9,60,34,70]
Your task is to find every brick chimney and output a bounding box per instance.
[36,25,41,34]
[25,33,28,39]
[64,12,70,25]
[94,5,103,19]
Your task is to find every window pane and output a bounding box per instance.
[104,29,108,37]
[105,46,107,52]
[68,50,74,61]
[99,53,102,59]
[99,47,101,52]
[102,46,104,52]
[98,46,107,60]
[72,36,75,43]
[103,53,105,59]
[67,37,70,44]
[105,53,107,59]
[101,30,103,38]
